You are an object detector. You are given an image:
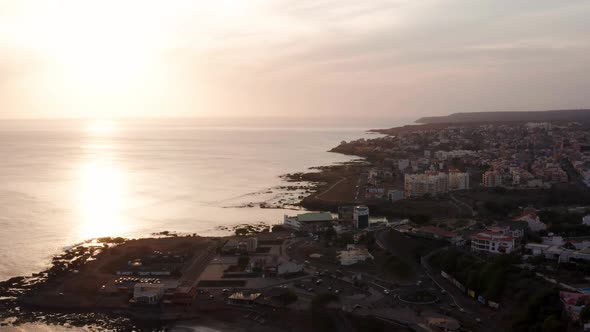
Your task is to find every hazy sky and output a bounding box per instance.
[0,0,589,119]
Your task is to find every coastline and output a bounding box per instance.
[0,125,394,331]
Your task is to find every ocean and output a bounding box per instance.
[0,117,410,282]
[0,117,408,331]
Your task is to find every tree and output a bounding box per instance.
[237,256,250,267]
[542,315,563,332]
[278,290,298,306]
[580,305,590,323]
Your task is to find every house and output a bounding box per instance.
[560,291,590,321]
[514,208,547,232]
[132,283,165,305]
[283,212,333,231]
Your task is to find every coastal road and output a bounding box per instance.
[316,176,347,200]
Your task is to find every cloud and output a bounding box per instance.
[0,0,588,119]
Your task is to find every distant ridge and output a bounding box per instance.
[415,109,590,124]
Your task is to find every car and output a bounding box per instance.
[383,289,390,295]
[334,290,340,294]
[222,288,231,294]
[307,288,314,292]
[315,279,323,285]
[441,289,447,294]
[416,280,423,286]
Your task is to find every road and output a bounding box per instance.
[179,243,217,288]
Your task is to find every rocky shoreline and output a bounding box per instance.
[0,131,378,331]
[0,238,154,331]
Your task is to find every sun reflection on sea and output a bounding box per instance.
[76,122,130,240]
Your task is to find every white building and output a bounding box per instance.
[387,189,404,202]
[404,172,449,198]
[471,231,515,254]
[338,246,374,266]
[583,215,590,226]
[133,283,165,305]
[526,244,590,263]
[448,172,470,190]
[283,212,333,231]
[514,209,547,232]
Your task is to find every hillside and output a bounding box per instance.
[415,109,590,124]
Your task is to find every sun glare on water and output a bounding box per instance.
[77,120,129,240]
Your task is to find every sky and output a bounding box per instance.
[0,0,589,120]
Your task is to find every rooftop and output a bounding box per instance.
[286,212,333,223]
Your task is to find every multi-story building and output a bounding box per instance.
[470,229,515,254]
[448,171,470,190]
[404,172,448,197]
[353,205,369,229]
[482,171,502,187]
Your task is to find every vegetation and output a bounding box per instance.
[539,210,590,236]
[310,293,340,332]
[237,256,250,267]
[580,305,590,323]
[277,290,298,306]
[430,248,563,331]
[467,186,590,218]
[382,255,412,279]
[311,293,339,310]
